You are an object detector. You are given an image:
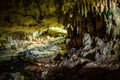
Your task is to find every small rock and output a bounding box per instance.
[53,52,62,61]
[11,72,24,80]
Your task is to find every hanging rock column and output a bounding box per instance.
[62,0,120,50]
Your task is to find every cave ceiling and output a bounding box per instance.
[0,0,120,38]
[0,0,119,26]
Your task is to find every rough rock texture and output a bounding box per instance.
[0,0,65,45]
[0,0,120,80]
[45,34,120,80]
[0,0,120,49]
[0,0,59,27]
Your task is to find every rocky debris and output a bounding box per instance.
[0,33,120,80]
[0,34,66,80]
[16,36,64,60]
[0,35,65,61]
[78,34,120,63]
[10,72,24,80]
[0,54,44,80]
[44,33,120,80]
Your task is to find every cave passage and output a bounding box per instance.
[0,0,120,80]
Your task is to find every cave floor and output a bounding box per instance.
[0,33,66,80]
[0,28,120,80]
[1,54,120,80]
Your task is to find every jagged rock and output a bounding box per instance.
[53,52,62,61]
[0,0,120,80]
[81,48,95,59]
[83,33,92,49]
[95,52,102,62]
[11,72,24,80]
[95,37,104,48]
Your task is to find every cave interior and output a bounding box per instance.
[0,0,120,80]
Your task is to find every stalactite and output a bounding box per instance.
[61,0,119,49]
[81,3,84,16]
[88,0,91,11]
[84,1,87,17]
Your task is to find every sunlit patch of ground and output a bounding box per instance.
[0,25,67,61]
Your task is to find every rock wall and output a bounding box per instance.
[0,0,65,45]
[0,0,120,50]
[0,0,58,27]
[63,0,120,50]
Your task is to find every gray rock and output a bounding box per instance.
[11,72,24,80]
[95,37,104,48]
[95,52,102,61]
[83,33,92,49]
[5,43,12,49]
